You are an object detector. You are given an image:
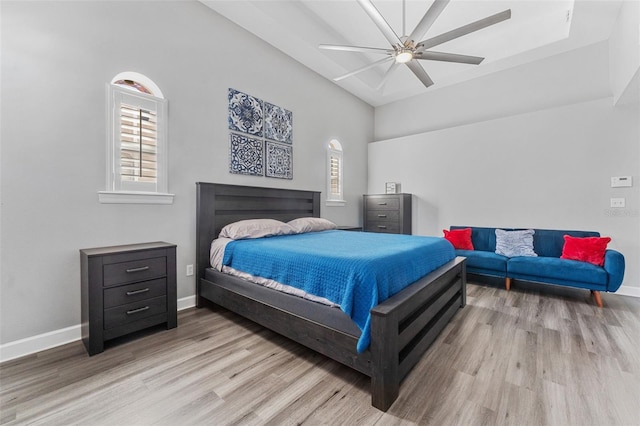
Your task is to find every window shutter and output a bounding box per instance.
[119,103,158,183]
[330,154,341,197]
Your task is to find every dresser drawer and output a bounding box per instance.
[103,256,167,287]
[366,210,400,222]
[365,196,400,210]
[103,278,167,309]
[104,296,167,330]
[365,222,401,233]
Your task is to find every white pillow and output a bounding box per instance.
[288,217,337,233]
[495,229,538,257]
[219,219,296,240]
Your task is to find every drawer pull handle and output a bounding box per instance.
[126,266,150,273]
[377,214,387,218]
[126,288,150,296]
[126,306,150,315]
[378,202,387,205]
[377,225,387,229]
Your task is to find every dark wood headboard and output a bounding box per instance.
[195,182,320,306]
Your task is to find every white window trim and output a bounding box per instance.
[98,191,174,205]
[326,140,345,206]
[326,199,347,207]
[100,81,173,204]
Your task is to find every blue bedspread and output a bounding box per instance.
[222,230,455,352]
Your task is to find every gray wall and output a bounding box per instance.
[369,39,640,292]
[0,1,373,344]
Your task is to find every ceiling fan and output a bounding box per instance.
[319,0,511,90]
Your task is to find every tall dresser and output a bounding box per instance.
[363,193,412,234]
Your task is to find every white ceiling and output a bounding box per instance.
[201,0,623,107]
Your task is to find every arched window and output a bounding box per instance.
[99,72,172,204]
[327,139,345,205]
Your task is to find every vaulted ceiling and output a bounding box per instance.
[201,0,624,107]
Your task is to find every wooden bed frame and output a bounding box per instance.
[195,182,466,411]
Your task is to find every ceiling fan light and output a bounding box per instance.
[395,50,413,63]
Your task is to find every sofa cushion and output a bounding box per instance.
[495,229,537,257]
[507,256,608,286]
[443,228,474,250]
[456,249,508,274]
[561,235,611,266]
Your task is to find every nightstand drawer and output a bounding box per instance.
[365,222,401,233]
[104,296,167,329]
[103,278,167,309]
[103,257,167,287]
[365,196,400,210]
[366,210,400,222]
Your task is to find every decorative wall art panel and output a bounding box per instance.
[229,133,264,176]
[264,102,293,144]
[265,141,293,180]
[228,88,263,137]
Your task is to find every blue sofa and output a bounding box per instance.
[450,226,625,307]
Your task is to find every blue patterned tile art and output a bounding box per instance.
[228,88,263,137]
[264,102,293,144]
[265,141,293,180]
[229,133,263,176]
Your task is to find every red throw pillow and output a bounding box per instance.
[443,228,474,250]
[560,235,611,266]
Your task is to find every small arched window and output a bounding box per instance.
[100,72,172,204]
[327,139,345,205]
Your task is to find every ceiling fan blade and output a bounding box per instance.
[417,9,511,51]
[406,0,449,47]
[334,56,394,82]
[357,0,403,46]
[414,51,484,65]
[406,60,434,88]
[376,62,401,91]
[319,44,394,55]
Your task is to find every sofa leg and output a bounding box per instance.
[591,290,604,308]
[505,277,511,291]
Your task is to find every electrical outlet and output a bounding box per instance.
[186,264,194,276]
[610,198,625,208]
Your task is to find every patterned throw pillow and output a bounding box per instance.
[495,229,537,257]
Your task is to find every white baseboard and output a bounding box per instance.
[0,296,197,364]
[616,285,640,298]
[177,295,196,311]
[0,324,81,364]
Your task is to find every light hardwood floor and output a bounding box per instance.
[2,281,639,425]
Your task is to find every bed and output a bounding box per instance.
[196,182,467,411]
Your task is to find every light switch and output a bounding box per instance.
[611,176,632,187]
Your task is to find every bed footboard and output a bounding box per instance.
[370,256,466,410]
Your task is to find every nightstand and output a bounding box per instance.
[80,242,177,355]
